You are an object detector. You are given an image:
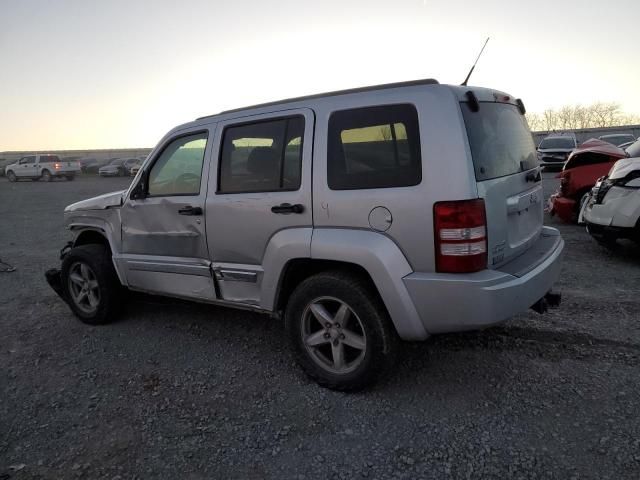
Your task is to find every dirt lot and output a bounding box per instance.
[1,173,639,479]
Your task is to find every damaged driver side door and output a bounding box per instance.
[119,128,217,301]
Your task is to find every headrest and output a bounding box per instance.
[247,147,279,177]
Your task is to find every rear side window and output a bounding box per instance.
[218,116,304,193]
[40,155,61,163]
[327,104,421,190]
[19,156,36,164]
[461,102,538,181]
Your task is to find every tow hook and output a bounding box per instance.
[530,291,562,314]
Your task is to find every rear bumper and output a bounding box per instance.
[403,227,564,334]
[549,193,576,223]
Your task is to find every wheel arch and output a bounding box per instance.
[70,226,125,284]
[265,228,428,341]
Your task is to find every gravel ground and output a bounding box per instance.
[1,173,639,479]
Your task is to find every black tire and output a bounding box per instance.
[60,244,123,325]
[284,270,399,391]
[41,170,52,182]
[6,171,16,182]
[66,175,75,181]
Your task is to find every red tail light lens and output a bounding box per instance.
[54,163,61,169]
[434,199,487,273]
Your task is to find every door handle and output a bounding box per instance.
[271,203,305,214]
[178,205,203,216]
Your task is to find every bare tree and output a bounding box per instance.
[526,102,640,131]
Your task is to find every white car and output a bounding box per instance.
[5,154,81,182]
[581,156,640,245]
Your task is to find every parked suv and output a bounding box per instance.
[45,79,564,391]
[5,154,81,182]
[537,133,577,170]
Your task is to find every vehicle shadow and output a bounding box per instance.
[117,291,640,394]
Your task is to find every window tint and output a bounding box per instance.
[40,155,61,163]
[461,102,538,181]
[19,156,36,164]
[327,104,421,190]
[219,116,304,193]
[148,132,208,196]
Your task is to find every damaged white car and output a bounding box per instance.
[580,156,640,246]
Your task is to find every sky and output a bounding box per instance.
[1,0,639,151]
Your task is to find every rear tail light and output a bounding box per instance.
[434,199,487,273]
[54,163,61,169]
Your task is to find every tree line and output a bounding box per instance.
[526,103,640,132]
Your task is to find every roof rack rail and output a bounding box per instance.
[197,78,439,120]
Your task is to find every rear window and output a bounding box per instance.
[327,104,421,190]
[40,155,61,163]
[461,102,538,181]
[538,137,575,149]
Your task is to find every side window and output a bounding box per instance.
[148,132,208,196]
[218,116,304,193]
[19,156,36,164]
[327,104,421,190]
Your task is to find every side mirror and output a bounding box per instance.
[130,175,147,200]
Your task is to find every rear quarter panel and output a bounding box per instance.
[311,85,477,272]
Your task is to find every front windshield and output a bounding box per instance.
[539,137,575,149]
[109,159,123,166]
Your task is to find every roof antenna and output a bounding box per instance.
[461,37,490,86]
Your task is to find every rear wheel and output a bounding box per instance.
[6,171,16,182]
[66,175,75,181]
[61,244,123,325]
[41,170,52,182]
[285,271,398,391]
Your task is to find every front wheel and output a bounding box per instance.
[285,271,398,391]
[6,171,16,182]
[61,244,123,325]
[41,170,52,182]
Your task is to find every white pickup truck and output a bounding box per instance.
[5,155,81,182]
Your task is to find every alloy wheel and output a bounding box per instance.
[67,262,101,315]
[301,296,367,374]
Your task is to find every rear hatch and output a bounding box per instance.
[461,98,543,268]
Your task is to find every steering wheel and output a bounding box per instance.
[172,173,200,192]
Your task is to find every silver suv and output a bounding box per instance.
[46,79,564,390]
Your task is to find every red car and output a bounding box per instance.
[549,138,627,222]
